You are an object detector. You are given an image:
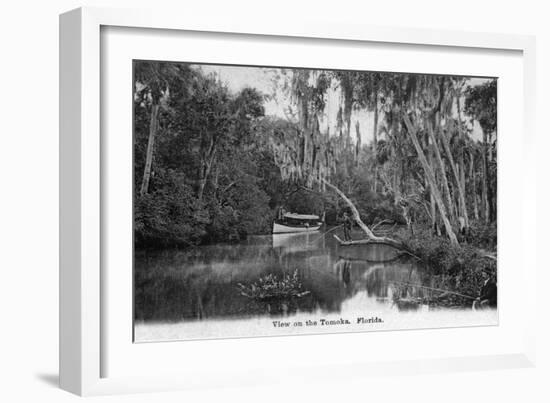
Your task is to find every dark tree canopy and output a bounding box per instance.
[464,80,497,135]
[133,62,497,249]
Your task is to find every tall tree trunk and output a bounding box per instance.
[197,164,212,202]
[372,92,379,150]
[372,92,379,193]
[403,114,458,245]
[470,151,479,220]
[481,131,490,222]
[424,130,438,232]
[454,94,469,228]
[355,121,361,164]
[430,191,438,234]
[372,90,378,193]
[197,168,208,202]
[343,83,353,144]
[459,154,467,218]
[299,96,309,169]
[426,118,455,224]
[440,128,469,229]
[487,133,496,222]
[139,102,160,196]
[197,141,217,201]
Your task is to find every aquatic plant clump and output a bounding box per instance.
[237,269,311,300]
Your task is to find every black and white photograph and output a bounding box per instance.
[3,0,549,400]
[133,61,498,342]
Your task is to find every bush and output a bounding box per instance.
[285,188,325,216]
[468,221,497,250]
[396,225,496,303]
[134,170,208,248]
[204,175,273,243]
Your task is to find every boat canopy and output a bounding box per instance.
[283,213,320,220]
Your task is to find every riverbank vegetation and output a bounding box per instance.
[133,61,497,299]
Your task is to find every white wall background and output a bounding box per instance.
[0,0,548,401]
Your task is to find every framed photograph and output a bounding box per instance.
[60,6,537,396]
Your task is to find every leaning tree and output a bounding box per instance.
[268,68,409,248]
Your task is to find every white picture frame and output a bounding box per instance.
[60,6,537,396]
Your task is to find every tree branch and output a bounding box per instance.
[320,178,407,250]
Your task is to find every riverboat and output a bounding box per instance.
[272,212,323,234]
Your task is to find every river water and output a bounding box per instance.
[134,230,497,342]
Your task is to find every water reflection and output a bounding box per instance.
[135,230,452,323]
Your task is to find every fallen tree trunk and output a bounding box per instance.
[336,255,404,264]
[321,178,377,237]
[333,234,404,249]
[333,235,420,260]
[321,178,403,243]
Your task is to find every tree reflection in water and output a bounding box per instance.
[134,232,436,323]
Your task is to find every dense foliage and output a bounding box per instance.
[134,64,277,247]
[134,62,497,256]
[133,64,401,247]
[394,226,496,305]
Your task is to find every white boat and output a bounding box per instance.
[272,212,323,234]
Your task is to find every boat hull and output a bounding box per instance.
[272,222,321,234]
